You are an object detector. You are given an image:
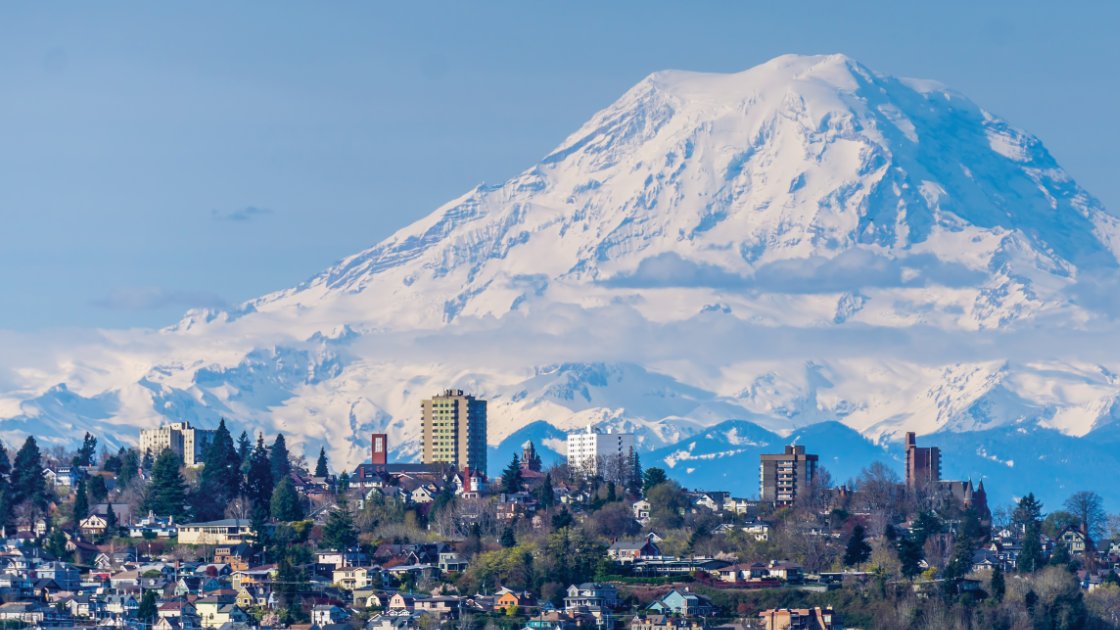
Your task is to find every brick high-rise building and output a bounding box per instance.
[760,445,818,506]
[420,389,487,472]
[905,432,941,489]
[371,434,388,466]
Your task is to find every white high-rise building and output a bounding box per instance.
[566,425,635,478]
[139,422,216,467]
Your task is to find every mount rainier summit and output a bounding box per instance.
[7,54,1120,507]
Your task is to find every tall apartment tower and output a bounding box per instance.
[759,445,819,506]
[905,432,941,490]
[566,425,635,478]
[371,433,388,466]
[139,421,216,467]
[420,389,487,472]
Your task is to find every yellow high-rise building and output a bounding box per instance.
[420,389,487,473]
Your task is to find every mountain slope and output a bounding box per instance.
[3,54,1120,505]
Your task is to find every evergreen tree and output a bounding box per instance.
[73,432,97,467]
[275,555,306,621]
[551,508,574,530]
[72,479,89,528]
[321,498,358,550]
[197,419,241,520]
[144,449,189,520]
[271,477,304,522]
[237,431,252,474]
[245,435,275,520]
[500,525,516,548]
[1012,493,1045,574]
[140,450,154,474]
[336,471,350,493]
[897,536,924,579]
[1019,522,1043,573]
[0,442,11,479]
[46,527,70,561]
[137,589,158,623]
[501,454,523,494]
[642,467,668,495]
[606,481,617,503]
[87,475,108,503]
[1013,493,1044,530]
[314,447,329,478]
[101,502,118,542]
[843,524,872,566]
[1050,541,1073,570]
[117,448,140,486]
[10,436,47,509]
[990,563,1006,602]
[944,507,984,581]
[537,472,556,509]
[270,434,291,483]
[626,451,642,497]
[0,488,13,535]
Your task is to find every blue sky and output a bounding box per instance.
[2,1,1118,331]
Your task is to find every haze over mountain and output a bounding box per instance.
[6,54,1120,507]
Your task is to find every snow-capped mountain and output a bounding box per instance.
[5,54,1120,505]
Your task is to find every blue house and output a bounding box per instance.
[647,589,714,617]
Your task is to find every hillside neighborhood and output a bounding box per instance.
[0,398,1118,629]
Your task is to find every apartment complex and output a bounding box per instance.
[759,445,818,507]
[139,421,216,467]
[420,389,487,472]
[566,425,635,477]
[905,432,941,489]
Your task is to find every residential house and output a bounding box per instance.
[1058,527,1089,555]
[564,583,619,610]
[438,552,468,573]
[630,615,705,630]
[35,561,81,591]
[213,544,254,572]
[495,588,535,612]
[632,500,651,524]
[608,533,662,563]
[159,601,199,620]
[334,566,375,590]
[722,497,754,515]
[318,549,369,569]
[195,595,248,628]
[43,466,82,488]
[0,602,51,625]
[389,593,415,611]
[367,611,426,630]
[129,512,179,538]
[410,484,438,504]
[743,521,772,542]
[232,565,276,592]
[766,561,804,583]
[758,607,838,630]
[414,595,461,618]
[711,562,775,585]
[80,513,111,538]
[311,605,350,626]
[691,492,729,512]
[647,589,713,617]
[178,520,255,546]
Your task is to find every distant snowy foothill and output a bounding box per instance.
[6,54,1120,508]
